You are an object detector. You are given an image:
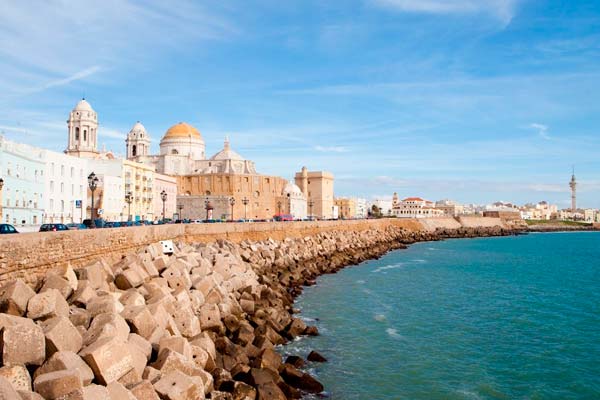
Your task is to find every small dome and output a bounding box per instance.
[283,181,304,197]
[73,98,94,112]
[129,121,147,135]
[162,122,202,141]
[209,137,244,161]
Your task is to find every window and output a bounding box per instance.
[51,163,55,175]
[75,127,79,140]
[84,130,87,141]
[171,149,179,155]
[132,145,137,157]
[50,181,54,192]
[71,167,74,178]
[50,199,54,210]
[61,200,64,212]
[61,165,64,177]
[60,183,64,193]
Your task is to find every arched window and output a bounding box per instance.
[132,145,137,157]
[75,127,80,140]
[83,130,87,141]
[171,149,179,155]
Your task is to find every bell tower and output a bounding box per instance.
[65,98,99,158]
[126,121,151,160]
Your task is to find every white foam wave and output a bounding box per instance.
[374,314,386,322]
[386,328,403,339]
[372,263,404,273]
[356,279,366,284]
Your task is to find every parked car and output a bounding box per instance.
[0,224,18,234]
[39,224,69,232]
[273,214,294,221]
[66,223,87,230]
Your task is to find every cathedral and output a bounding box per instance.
[124,120,308,220]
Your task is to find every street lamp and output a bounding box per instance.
[160,190,167,222]
[277,200,282,216]
[124,191,133,222]
[308,200,314,220]
[229,197,236,222]
[242,197,249,221]
[87,172,99,228]
[177,204,184,222]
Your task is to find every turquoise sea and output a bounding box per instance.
[283,232,600,399]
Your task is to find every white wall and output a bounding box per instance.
[44,150,89,223]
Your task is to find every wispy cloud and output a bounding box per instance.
[314,145,348,153]
[529,123,551,140]
[371,0,519,24]
[23,66,103,94]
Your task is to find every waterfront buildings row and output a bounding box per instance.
[0,99,336,226]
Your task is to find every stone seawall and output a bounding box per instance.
[0,217,505,285]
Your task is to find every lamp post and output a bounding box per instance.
[229,197,236,222]
[242,197,249,221]
[277,200,282,216]
[178,204,184,222]
[160,190,167,222]
[124,191,133,222]
[87,172,99,228]
[308,200,314,220]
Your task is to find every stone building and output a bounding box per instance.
[435,199,465,217]
[65,99,100,159]
[294,167,334,219]
[334,197,357,219]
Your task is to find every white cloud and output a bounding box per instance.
[0,1,237,96]
[372,0,519,24]
[314,145,348,153]
[529,123,551,140]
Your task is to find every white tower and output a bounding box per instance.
[65,98,98,158]
[569,167,577,212]
[126,121,151,160]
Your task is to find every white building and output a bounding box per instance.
[0,135,45,226]
[392,195,444,218]
[371,199,393,216]
[282,181,307,220]
[43,150,89,224]
[87,158,124,222]
[355,198,368,218]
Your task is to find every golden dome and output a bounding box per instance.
[162,122,202,140]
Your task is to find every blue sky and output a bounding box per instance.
[1,0,600,207]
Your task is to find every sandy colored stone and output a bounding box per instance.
[199,303,221,331]
[17,391,45,400]
[27,289,69,320]
[41,316,83,356]
[0,316,45,366]
[40,275,74,299]
[35,351,95,386]
[79,337,134,385]
[153,370,203,400]
[33,369,83,399]
[0,364,31,391]
[129,380,160,400]
[106,381,137,400]
[83,312,130,346]
[82,384,110,399]
[128,333,152,361]
[0,279,36,316]
[0,375,20,399]
[121,305,157,339]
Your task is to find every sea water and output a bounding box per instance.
[282,232,600,399]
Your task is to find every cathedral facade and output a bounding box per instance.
[125,121,308,220]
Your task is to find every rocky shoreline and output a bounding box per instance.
[0,225,520,399]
